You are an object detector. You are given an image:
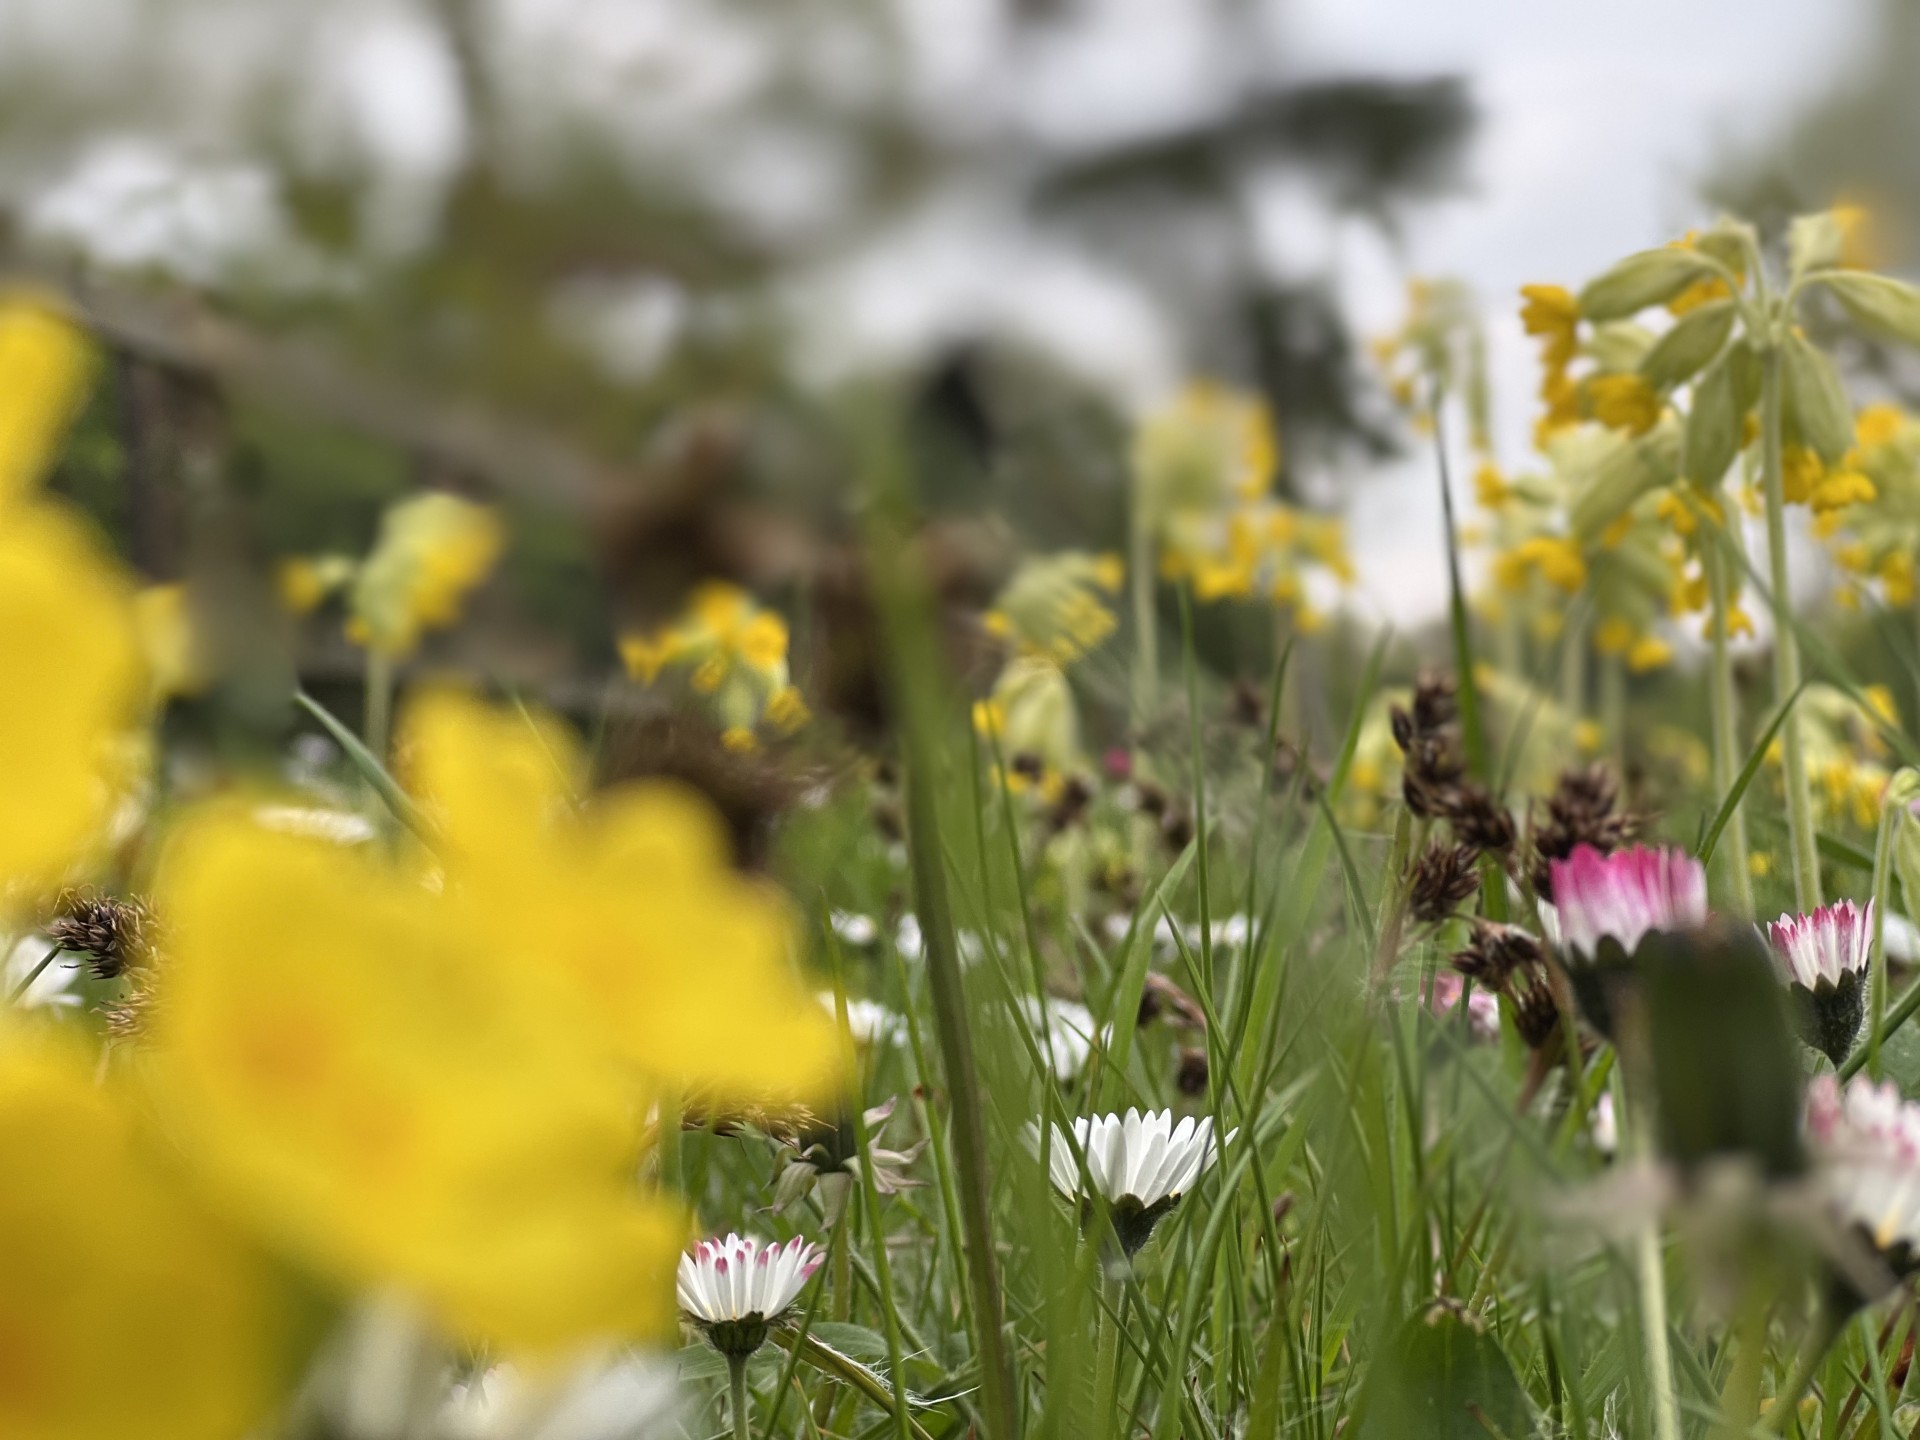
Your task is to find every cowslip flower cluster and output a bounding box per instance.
[984,550,1124,666]
[1769,899,1874,1068]
[619,581,808,752]
[1040,1109,1230,1256]
[1825,403,1920,609]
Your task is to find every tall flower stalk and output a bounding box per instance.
[1703,537,1755,913]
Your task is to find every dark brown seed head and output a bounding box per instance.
[1230,679,1266,729]
[45,890,154,981]
[1133,781,1170,818]
[1161,809,1196,852]
[1175,1046,1210,1097]
[1409,841,1482,925]
[1450,920,1543,991]
[1509,967,1563,1051]
[1010,751,1045,782]
[1411,671,1459,736]
[1402,734,1467,818]
[1528,763,1637,900]
[1444,781,1517,854]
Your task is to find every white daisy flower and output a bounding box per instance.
[1805,1075,1920,1271]
[1769,899,1873,1067]
[1018,995,1103,1081]
[894,914,923,960]
[1548,844,1708,963]
[816,991,902,1047]
[677,1234,824,1357]
[829,910,879,947]
[1038,1108,1232,1254]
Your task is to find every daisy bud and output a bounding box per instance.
[1768,900,1873,1069]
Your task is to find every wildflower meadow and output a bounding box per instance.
[12,8,1920,1440]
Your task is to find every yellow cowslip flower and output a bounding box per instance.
[1833,203,1876,269]
[1474,462,1511,509]
[1749,851,1773,879]
[1573,719,1604,754]
[1857,404,1907,450]
[986,552,1122,664]
[0,297,91,503]
[148,799,689,1354]
[0,1029,294,1440]
[1519,284,1579,371]
[399,691,839,1103]
[348,493,503,658]
[1133,381,1279,532]
[1810,468,1876,514]
[135,583,206,700]
[1666,231,1739,315]
[277,554,356,616]
[1882,551,1916,606]
[1627,634,1672,672]
[721,725,758,754]
[618,583,801,740]
[1587,373,1661,437]
[765,684,810,733]
[972,697,1005,740]
[1781,445,1824,505]
[1495,535,1587,594]
[1594,616,1635,655]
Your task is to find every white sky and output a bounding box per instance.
[1281,0,1878,624]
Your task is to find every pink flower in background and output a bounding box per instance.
[1769,899,1874,992]
[1428,970,1500,1042]
[1547,844,1707,960]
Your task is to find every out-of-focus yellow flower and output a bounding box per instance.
[1520,285,1579,370]
[400,691,839,1103]
[1133,382,1278,529]
[1474,463,1511,509]
[766,684,810,733]
[1574,719,1604,753]
[985,552,1123,665]
[149,799,689,1354]
[0,304,142,901]
[1883,551,1916,606]
[0,298,90,503]
[277,555,356,616]
[0,1029,293,1440]
[347,493,502,658]
[1494,535,1586,594]
[1810,467,1876,514]
[618,582,806,740]
[1857,404,1907,449]
[1627,634,1672,672]
[1749,851,1773,879]
[135,584,206,700]
[1587,373,1661,436]
[1781,445,1824,505]
[1594,616,1634,655]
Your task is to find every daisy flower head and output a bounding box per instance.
[1039,1109,1232,1256]
[1547,844,1708,964]
[677,1234,824,1358]
[1805,1075,1920,1284]
[1545,843,1707,1038]
[1770,899,1874,1067]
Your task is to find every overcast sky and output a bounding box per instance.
[1283,0,1877,623]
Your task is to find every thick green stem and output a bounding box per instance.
[364,647,394,763]
[1092,1272,1124,1433]
[1759,345,1822,911]
[1130,508,1157,736]
[1617,1061,1680,1440]
[1704,539,1755,915]
[728,1352,752,1440]
[1869,798,1898,1081]
[1601,649,1627,774]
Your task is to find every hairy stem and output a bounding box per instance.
[1704,537,1755,915]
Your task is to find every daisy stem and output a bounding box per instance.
[1093,1270,1124,1430]
[1760,1304,1846,1435]
[727,1351,752,1440]
[1618,1062,1680,1440]
[1130,503,1157,738]
[1869,796,1898,1081]
[1759,343,1822,912]
[6,944,62,1004]
[1704,539,1755,915]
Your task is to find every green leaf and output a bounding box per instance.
[1681,348,1744,484]
[1579,248,1717,322]
[1818,271,1920,350]
[1639,300,1735,391]
[1361,1307,1534,1438]
[1780,332,1853,464]
[1584,320,1657,373]
[1698,680,1807,865]
[293,690,434,841]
